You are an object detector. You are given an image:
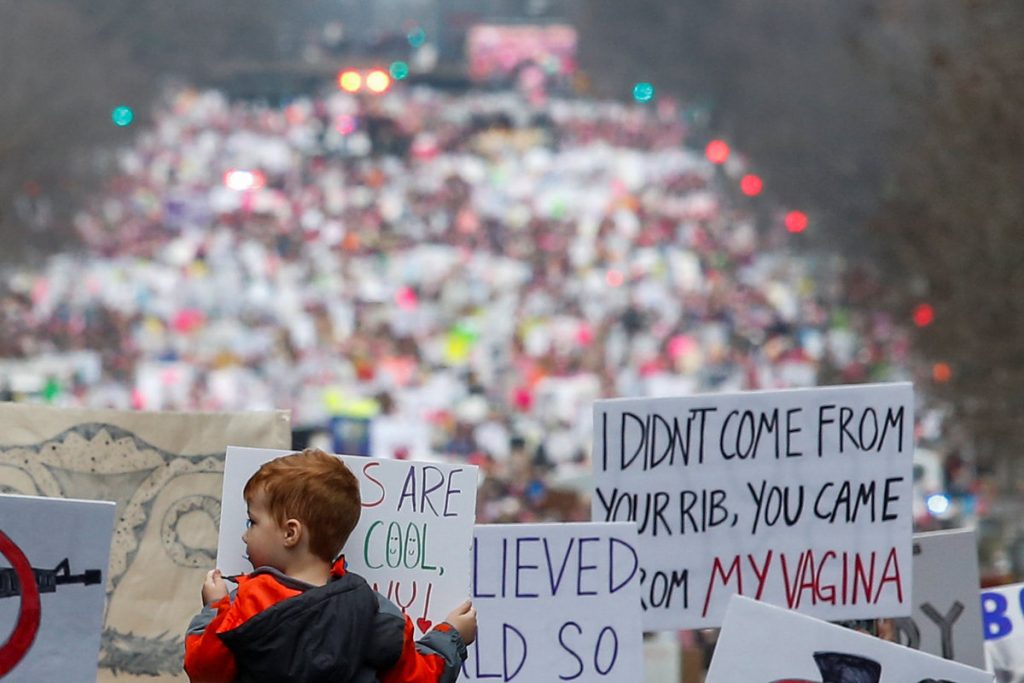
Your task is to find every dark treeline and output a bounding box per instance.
[576,0,1024,486]
[0,0,330,256]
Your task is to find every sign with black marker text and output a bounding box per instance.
[593,382,915,629]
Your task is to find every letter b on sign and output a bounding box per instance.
[981,591,1013,640]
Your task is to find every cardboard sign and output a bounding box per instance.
[891,529,985,669]
[707,596,993,683]
[462,523,643,682]
[217,446,478,635]
[981,581,1024,682]
[593,382,915,629]
[0,494,116,683]
[0,403,290,682]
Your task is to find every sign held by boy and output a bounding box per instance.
[185,448,478,682]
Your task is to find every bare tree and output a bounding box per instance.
[576,0,1024,480]
[0,0,150,255]
[0,0,310,259]
[869,0,1024,474]
[77,0,302,80]
[574,1,906,252]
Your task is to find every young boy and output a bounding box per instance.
[184,448,476,683]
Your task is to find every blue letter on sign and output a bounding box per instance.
[981,591,1012,640]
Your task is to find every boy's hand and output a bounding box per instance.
[202,569,229,606]
[444,599,477,646]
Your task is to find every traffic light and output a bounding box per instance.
[632,82,655,103]
[705,140,730,164]
[784,210,808,233]
[389,61,410,80]
[111,105,134,127]
[365,69,392,93]
[338,70,362,93]
[337,68,393,94]
[913,303,935,328]
[740,174,763,197]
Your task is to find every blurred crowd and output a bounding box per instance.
[0,85,925,525]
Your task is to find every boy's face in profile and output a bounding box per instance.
[243,488,287,570]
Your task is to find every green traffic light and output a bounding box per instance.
[390,61,410,80]
[632,82,655,103]
[407,28,426,48]
[112,105,134,127]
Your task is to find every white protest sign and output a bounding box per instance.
[0,494,115,683]
[370,416,432,460]
[981,581,1024,682]
[708,596,993,683]
[462,523,643,683]
[593,382,915,629]
[217,446,478,635]
[891,529,985,669]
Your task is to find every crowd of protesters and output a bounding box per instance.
[0,84,930,526]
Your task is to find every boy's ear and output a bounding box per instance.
[282,518,302,547]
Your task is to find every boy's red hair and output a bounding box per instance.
[243,448,362,563]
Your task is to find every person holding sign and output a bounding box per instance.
[183,449,477,683]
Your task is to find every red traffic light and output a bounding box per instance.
[913,303,935,327]
[740,174,763,197]
[705,140,730,164]
[785,210,808,233]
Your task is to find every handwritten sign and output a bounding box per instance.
[891,529,985,669]
[370,416,432,460]
[707,596,992,683]
[0,493,115,683]
[462,523,643,682]
[981,581,1024,681]
[593,382,915,629]
[216,446,478,635]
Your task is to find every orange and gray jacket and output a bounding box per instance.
[184,559,466,683]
